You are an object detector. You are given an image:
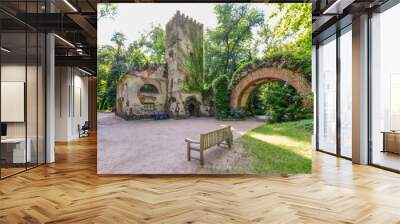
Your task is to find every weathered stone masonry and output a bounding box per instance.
[230,66,311,109]
[116,11,208,119]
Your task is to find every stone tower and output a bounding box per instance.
[165,11,204,117]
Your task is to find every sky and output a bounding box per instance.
[97,3,274,47]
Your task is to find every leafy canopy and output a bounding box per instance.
[261,3,312,80]
[206,4,264,81]
[97,23,167,111]
[98,3,118,21]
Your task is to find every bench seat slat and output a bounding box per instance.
[187,126,232,166]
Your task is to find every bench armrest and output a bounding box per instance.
[185,138,200,144]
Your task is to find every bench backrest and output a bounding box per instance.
[200,126,232,150]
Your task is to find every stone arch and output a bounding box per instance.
[230,66,311,109]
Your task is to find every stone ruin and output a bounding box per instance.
[116,11,211,119]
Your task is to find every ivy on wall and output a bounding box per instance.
[182,32,212,99]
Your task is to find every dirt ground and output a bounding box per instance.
[97,112,264,174]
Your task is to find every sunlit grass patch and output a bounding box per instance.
[240,119,313,174]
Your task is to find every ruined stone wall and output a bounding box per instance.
[165,11,205,117]
[116,66,167,118]
[116,11,213,119]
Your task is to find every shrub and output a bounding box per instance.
[229,108,249,119]
[264,81,311,123]
[213,75,231,119]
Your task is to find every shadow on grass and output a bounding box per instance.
[250,119,313,144]
[240,119,313,174]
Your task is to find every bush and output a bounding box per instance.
[213,75,231,120]
[264,81,311,123]
[229,108,249,119]
[291,119,314,131]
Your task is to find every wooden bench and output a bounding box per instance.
[185,126,233,166]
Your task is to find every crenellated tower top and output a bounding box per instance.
[166,10,203,33]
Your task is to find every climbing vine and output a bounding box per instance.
[183,32,212,99]
[229,54,311,90]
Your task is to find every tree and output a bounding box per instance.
[261,3,312,80]
[97,45,117,111]
[213,75,230,119]
[207,4,264,81]
[268,3,311,46]
[110,32,127,83]
[126,41,150,71]
[101,32,127,111]
[98,3,118,21]
[97,26,166,111]
[140,25,166,65]
[111,32,126,56]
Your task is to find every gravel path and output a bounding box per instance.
[97,113,264,174]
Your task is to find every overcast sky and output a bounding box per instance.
[98,3,274,47]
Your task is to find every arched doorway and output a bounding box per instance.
[184,96,200,117]
[230,66,311,109]
[188,103,196,116]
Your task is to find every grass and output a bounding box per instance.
[240,119,313,174]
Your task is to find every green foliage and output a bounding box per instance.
[97,25,166,111]
[126,41,149,71]
[229,108,250,120]
[100,32,128,111]
[206,4,264,81]
[262,3,311,55]
[227,3,312,120]
[98,3,117,21]
[259,81,311,123]
[183,33,211,98]
[267,53,312,82]
[140,25,166,65]
[111,32,126,54]
[213,75,231,119]
[97,46,117,111]
[230,52,311,91]
[97,3,313,118]
[250,87,267,115]
[291,118,314,132]
[260,3,312,81]
[240,119,312,174]
[203,3,267,119]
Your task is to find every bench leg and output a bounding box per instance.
[226,139,232,149]
[187,143,191,161]
[200,149,204,166]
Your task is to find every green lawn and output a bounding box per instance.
[240,119,313,174]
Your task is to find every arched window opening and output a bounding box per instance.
[140,84,159,94]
